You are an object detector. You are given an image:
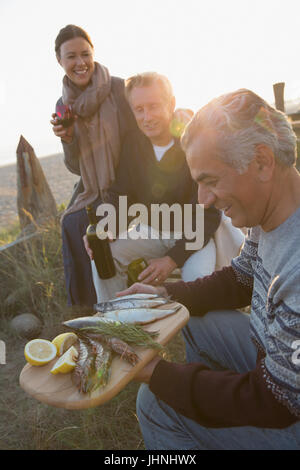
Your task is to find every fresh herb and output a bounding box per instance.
[80,321,163,351]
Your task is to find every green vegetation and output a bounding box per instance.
[0,220,21,246]
[0,218,185,450]
[80,322,163,350]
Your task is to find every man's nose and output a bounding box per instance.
[143,108,152,122]
[198,185,216,208]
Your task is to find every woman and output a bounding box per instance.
[51,25,137,307]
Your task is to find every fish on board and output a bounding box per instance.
[93,296,170,313]
[102,306,181,324]
[63,316,116,331]
[110,293,162,301]
[63,305,180,328]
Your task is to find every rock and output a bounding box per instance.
[10,313,43,339]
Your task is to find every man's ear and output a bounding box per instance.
[254,144,275,182]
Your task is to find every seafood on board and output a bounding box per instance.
[23,293,180,395]
[94,295,171,313]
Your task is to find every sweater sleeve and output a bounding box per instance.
[154,230,299,428]
[55,98,81,176]
[149,353,298,428]
[105,132,137,209]
[166,206,221,268]
[164,265,253,316]
[62,138,81,176]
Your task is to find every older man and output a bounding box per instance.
[87,73,229,302]
[118,89,300,449]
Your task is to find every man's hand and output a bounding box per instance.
[133,356,162,384]
[138,256,177,285]
[83,234,93,260]
[116,282,168,298]
[50,113,76,144]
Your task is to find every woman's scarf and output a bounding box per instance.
[62,62,120,217]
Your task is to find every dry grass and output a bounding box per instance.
[0,218,186,450]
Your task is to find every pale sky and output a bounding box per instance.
[1,0,300,166]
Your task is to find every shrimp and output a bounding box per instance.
[86,332,139,366]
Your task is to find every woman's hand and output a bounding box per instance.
[83,232,115,261]
[116,282,168,298]
[50,113,76,144]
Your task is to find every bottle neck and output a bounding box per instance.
[86,206,97,225]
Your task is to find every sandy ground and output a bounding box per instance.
[0,154,79,229]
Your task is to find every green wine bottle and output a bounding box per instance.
[127,258,148,286]
[86,205,116,279]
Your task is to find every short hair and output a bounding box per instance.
[55,25,94,58]
[125,72,174,104]
[181,88,297,172]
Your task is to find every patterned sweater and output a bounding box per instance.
[150,206,300,428]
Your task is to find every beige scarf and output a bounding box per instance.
[62,62,120,217]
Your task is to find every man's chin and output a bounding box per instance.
[227,214,244,229]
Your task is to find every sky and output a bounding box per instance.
[1,0,300,167]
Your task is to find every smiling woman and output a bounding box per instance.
[55,27,95,90]
[50,24,137,307]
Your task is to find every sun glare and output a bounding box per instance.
[1,0,300,165]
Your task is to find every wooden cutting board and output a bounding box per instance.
[19,303,189,410]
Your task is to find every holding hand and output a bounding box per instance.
[83,232,114,261]
[83,234,94,260]
[116,282,168,298]
[50,112,77,144]
[137,256,177,285]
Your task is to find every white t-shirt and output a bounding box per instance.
[152,140,174,162]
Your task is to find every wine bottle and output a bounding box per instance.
[127,258,148,286]
[86,205,116,279]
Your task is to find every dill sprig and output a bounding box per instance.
[80,321,163,351]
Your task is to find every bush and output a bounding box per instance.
[0,219,67,330]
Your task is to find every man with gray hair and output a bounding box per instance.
[118,89,300,449]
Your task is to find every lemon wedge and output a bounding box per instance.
[50,346,78,375]
[52,332,78,356]
[24,339,57,366]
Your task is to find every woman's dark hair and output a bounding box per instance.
[55,25,94,57]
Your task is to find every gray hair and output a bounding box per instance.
[125,72,174,104]
[181,89,297,172]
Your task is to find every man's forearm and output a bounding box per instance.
[164,265,253,316]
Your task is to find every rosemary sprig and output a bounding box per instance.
[80,321,164,351]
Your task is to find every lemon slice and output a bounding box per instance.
[52,332,78,356]
[50,346,78,375]
[24,339,57,366]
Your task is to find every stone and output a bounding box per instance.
[10,313,43,339]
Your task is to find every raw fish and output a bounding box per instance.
[63,316,115,330]
[102,306,181,324]
[94,296,170,313]
[110,293,161,301]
